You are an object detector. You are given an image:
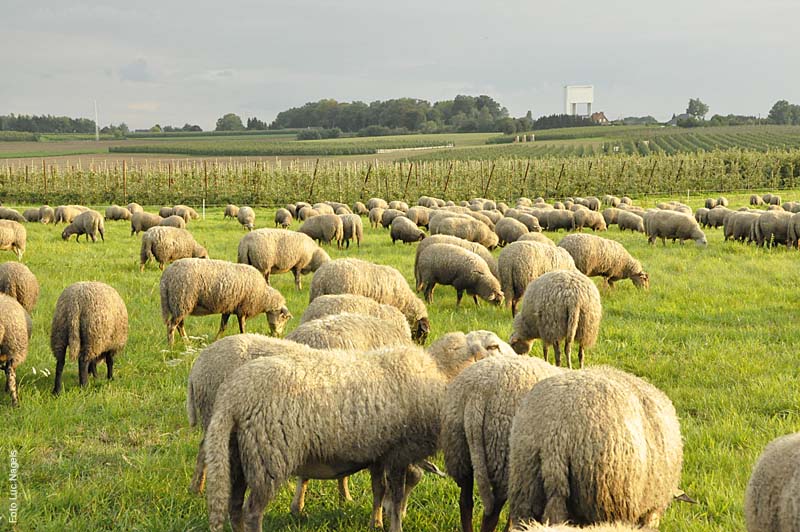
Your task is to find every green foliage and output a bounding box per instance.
[767,100,800,125]
[149,124,162,133]
[0,113,96,134]
[296,128,342,141]
[0,131,39,142]
[246,117,268,130]
[687,98,710,119]
[533,113,597,130]
[215,113,245,132]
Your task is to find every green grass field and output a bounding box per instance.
[0,195,799,531]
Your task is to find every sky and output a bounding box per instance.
[2,0,798,130]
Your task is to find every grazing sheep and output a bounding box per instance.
[366,197,389,210]
[159,215,186,229]
[786,213,800,249]
[299,213,344,248]
[716,196,729,207]
[602,195,621,207]
[705,198,717,209]
[312,203,334,216]
[203,340,488,532]
[782,201,800,213]
[391,216,425,244]
[274,208,293,228]
[159,206,174,218]
[61,210,105,242]
[754,210,793,247]
[558,234,649,289]
[744,431,800,532]
[300,294,408,326]
[23,208,42,223]
[173,205,199,222]
[0,207,25,223]
[140,226,208,271]
[694,207,710,228]
[431,215,499,249]
[51,282,128,395]
[389,200,409,212]
[706,206,732,228]
[381,208,406,229]
[509,269,601,368]
[160,258,292,344]
[725,211,760,243]
[512,523,650,532]
[237,229,329,289]
[310,258,430,343]
[0,221,26,260]
[127,202,143,215]
[507,367,683,530]
[416,243,503,306]
[617,210,645,233]
[0,294,30,406]
[237,206,255,230]
[543,210,575,232]
[54,205,86,224]
[515,213,541,233]
[480,210,503,224]
[644,210,707,246]
[498,241,576,316]
[297,206,319,221]
[353,201,369,215]
[287,312,412,350]
[441,355,562,532]
[496,217,529,246]
[130,212,163,235]
[224,204,239,219]
[750,194,765,206]
[415,234,499,281]
[340,213,364,248]
[517,232,555,245]
[37,205,54,224]
[0,262,39,313]
[369,207,385,228]
[406,206,432,228]
[601,208,621,227]
[620,196,632,205]
[573,209,607,232]
[770,195,782,206]
[105,205,131,221]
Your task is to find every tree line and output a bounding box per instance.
[0,114,96,134]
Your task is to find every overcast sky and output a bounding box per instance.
[3,0,798,130]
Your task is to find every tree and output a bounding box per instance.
[215,113,245,131]
[686,98,709,120]
[768,100,792,124]
[149,124,162,133]
[246,117,267,130]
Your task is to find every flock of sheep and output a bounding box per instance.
[0,192,796,532]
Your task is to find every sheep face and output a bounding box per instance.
[193,245,209,259]
[509,332,533,355]
[631,271,650,289]
[466,330,517,358]
[412,317,430,345]
[266,306,292,337]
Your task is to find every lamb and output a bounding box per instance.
[127,202,144,215]
[0,221,26,260]
[725,211,760,243]
[416,243,503,306]
[0,262,39,313]
[369,207,385,228]
[140,226,208,271]
[495,217,529,246]
[430,215,499,249]
[130,212,163,235]
[340,213,364,248]
[224,204,240,219]
[391,215,425,244]
[441,354,562,532]
[543,210,575,232]
[300,294,409,326]
[274,208,293,228]
[558,234,649,289]
[61,210,105,242]
[160,258,292,344]
[287,312,412,349]
[415,234,499,280]
[644,210,707,246]
[509,269,601,368]
[105,205,131,221]
[160,214,187,229]
[310,258,430,343]
[203,340,489,532]
[573,209,607,232]
[367,197,389,210]
[498,241,576,316]
[0,207,25,223]
[507,366,683,530]
[51,282,128,395]
[744,430,800,532]
[237,206,255,230]
[753,210,793,247]
[0,294,30,406]
[298,213,344,248]
[237,229,330,289]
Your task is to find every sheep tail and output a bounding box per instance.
[566,305,581,346]
[160,281,171,324]
[186,377,198,427]
[237,243,250,265]
[67,313,81,361]
[205,403,237,532]
[464,398,496,514]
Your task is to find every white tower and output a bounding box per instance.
[564,85,594,117]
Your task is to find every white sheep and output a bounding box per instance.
[744,430,800,532]
[557,234,649,289]
[498,241,576,316]
[416,243,503,306]
[237,229,329,289]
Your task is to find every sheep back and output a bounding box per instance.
[744,431,800,532]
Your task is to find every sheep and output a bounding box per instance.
[37,205,54,224]
[51,282,128,395]
[391,215,425,244]
[706,206,732,228]
[509,269,601,368]
[543,210,575,232]
[441,355,562,532]
[744,430,800,532]
[140,226,208,271]
[498,241,576,316]
[644,210,707,246]
[340,213,364,248]
[127,202,143,215]
[496,217,529,246]
[786,213,800,249]
[705,198,717,209]
[417,196,439,208]
[369,207,385,228]
[770,194,782,206]
[716,196,729,207]
[381,208,406,229]
[237,229,329,289]
[157,214,185,229]
[23,208,42,223]
[430,215,499,249]
[237,206,255,230]
[54,205,86,224]
[0,221,26,260]
[511,523,649,532]
[762,193,774,204]
[750,194,765,206]
[389,200,409,212]
[299,213,344,248]
[466,211,496,230]
[366,197,389,210]
[0,294,30,406]
[105,205,131,221]
[573,209,607,232]
[415,234,499,281]
[159,206,174,218]
[754,210,793,247]
[517,232,555,245]
[507,366,683,530]
[288,312,412,350]
[406,206,431,228]
[616,210,645,233]
[173,205,199,222]
[602,194,620,207]
[61,210,105,242]
[309,203,332,216]
[782,201,800,213]
[694,207,710,228]
[223,204,239,219]
[310,258,430,343]
[0,262,39,313]
[352,201,369,215]
[160,258,292,344]
[297,206,319,221]
[558,234,649,289]
[300,294,408,326]
[416,243,503,306]
[515,213,542,233]
[0,207,25,223]
[130,212,163,235]
[203,340,490,532]
[620,196,632,205]
[602,208,621,227]
[274,208,293,228]
[725,211,760,243]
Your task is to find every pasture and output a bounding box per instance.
[0,193,798,531]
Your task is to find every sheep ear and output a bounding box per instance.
[280,306,292,318]
[673,490,697,504]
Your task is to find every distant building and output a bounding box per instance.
[590,112,609,124]
[564,85,594,117]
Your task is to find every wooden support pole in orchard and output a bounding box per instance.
[360,163,373,199]
[646,159,658,189]
[520,159,531,196]
[42,159,47,194]
[554,163,566,196]
[308,158,320,200]
[483,162,495,198]
[403,163,413,199]
[122,160,127,200]
[442,162,454,196]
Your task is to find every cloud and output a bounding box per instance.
[119,58,155,82]
[127,101,159,112]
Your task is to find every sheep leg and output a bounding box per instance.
[369,464,386,528]
[78,357,90,387]
[481,495,505,532]
[189,438,206,494]
[167,319,178,345]
[553,342,562,368]
[472,294,480,306]
[88,359,98,378]
[291,269,301,290]
[386,465,407,532]
[338,476,352,502]
[105,352,114,380]
[398,465,423,519]
[423,284,435,304]
[229,445,248,532]
[178,320,189,342]
[89,232,96,243]
[290,478,308,515]
[237,315,246,334]
[52,356,66,395]
[564,338,575,369]
[456,474,475,532]
[6,366,19,407]
[541,343,548,364]
[511,299,517,318]
[577,344,585,369]
[215,314,231,340]
[456,289,464,307]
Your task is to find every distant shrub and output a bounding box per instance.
[297,129,323,140]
